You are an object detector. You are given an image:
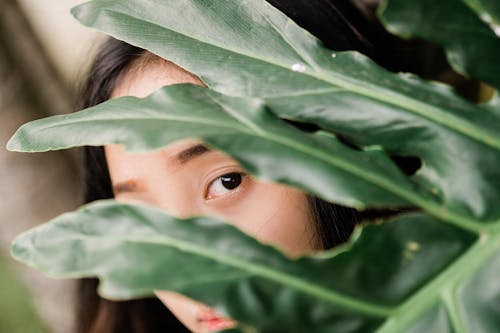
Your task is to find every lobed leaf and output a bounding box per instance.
[379,0,500,90]
[12,200,500,333]
[7,85,413,210]
[65,0,500,222]
[9,84,497,233]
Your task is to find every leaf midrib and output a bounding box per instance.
[32,231,395,317]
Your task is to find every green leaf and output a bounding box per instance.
[13,200,500,333]
[6,85,414,210]
[379,0,500,90]
[64,0,500,222]
[9,84,497,232]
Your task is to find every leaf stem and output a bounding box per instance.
[375,231,500,332]
[442,287,467,333]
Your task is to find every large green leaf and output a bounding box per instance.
[66,0,500,222]
[5,85,412,209]
[379,0,500,90]
[13,200,500,333]
[9,84,496,233]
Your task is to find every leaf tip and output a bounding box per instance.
[10,232,34,264]
[70,1,96,26]
[6,125,36,153]
[70,4,85,22]
[6,133,22,152]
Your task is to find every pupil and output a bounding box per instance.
[221,173,242,190]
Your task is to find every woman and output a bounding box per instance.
[77,1,432,332]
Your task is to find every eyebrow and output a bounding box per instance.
[113,179,140,195]
[176,143,211,164]
[112,144,211,195]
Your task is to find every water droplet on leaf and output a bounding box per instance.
[291,63,306,72]
[481,13,493,23]
[493,25,500,37]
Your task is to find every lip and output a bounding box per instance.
[197,308,236,331]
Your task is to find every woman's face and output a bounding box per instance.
[106,58,319,332]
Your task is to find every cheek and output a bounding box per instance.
[155,291,204,332]
[220,182,318,256]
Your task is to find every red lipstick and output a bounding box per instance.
[197,308,236,331]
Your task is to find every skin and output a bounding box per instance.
[106,58,319,332]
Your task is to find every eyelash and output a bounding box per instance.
[205,172,247,200]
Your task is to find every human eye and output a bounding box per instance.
[205,172,247,200]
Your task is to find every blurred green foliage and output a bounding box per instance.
[0,253,48,333]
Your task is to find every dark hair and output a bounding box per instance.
[77,1,424,331]
[77,39,191,333]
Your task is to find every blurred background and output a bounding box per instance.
[1,0,103,331]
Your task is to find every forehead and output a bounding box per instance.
[112,58,204,98]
